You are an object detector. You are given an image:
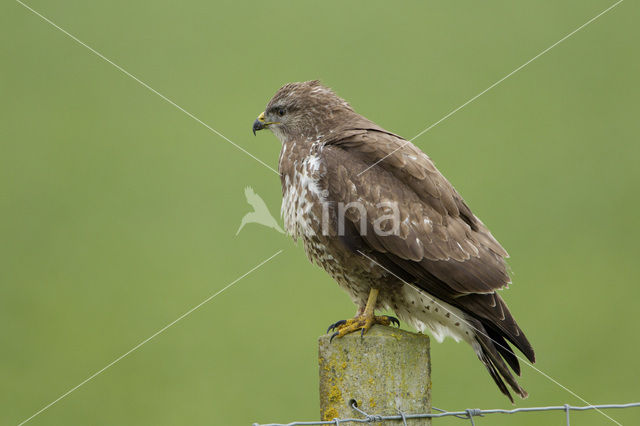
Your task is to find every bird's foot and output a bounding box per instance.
[327,315,399,342]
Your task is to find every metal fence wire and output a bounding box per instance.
[253,401,640,426]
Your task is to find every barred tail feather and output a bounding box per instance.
[472,321,529,403]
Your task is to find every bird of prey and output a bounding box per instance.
[236,186,284,235]
[252,80,535,401]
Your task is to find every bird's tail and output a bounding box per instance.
[471,320,531,403]
[236,216,249,235]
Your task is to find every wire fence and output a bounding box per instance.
[253,401,640,426]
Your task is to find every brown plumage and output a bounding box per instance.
[253,80,535,401]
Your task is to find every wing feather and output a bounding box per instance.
[319,126,535,365]
[323,128,509,292]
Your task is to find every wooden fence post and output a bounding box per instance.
[318,325,431,425]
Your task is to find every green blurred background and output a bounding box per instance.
[2,0,638,424]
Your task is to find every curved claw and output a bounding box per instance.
[327,320,346,334]
[388,316,400,327]
[327,314,398,343]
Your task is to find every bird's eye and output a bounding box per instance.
[277,107,286,117]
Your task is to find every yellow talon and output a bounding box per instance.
[327,289,400,341]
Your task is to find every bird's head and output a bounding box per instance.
[252,80,353,143]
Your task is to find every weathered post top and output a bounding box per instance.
[318,325,431,425]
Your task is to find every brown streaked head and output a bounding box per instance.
[252,80,354,143]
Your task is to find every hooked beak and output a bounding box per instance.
[252,111,280,135]
[252,112,266,135]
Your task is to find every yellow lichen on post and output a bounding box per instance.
[318,325,431,425]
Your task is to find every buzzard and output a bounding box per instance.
[252,81,535,401]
